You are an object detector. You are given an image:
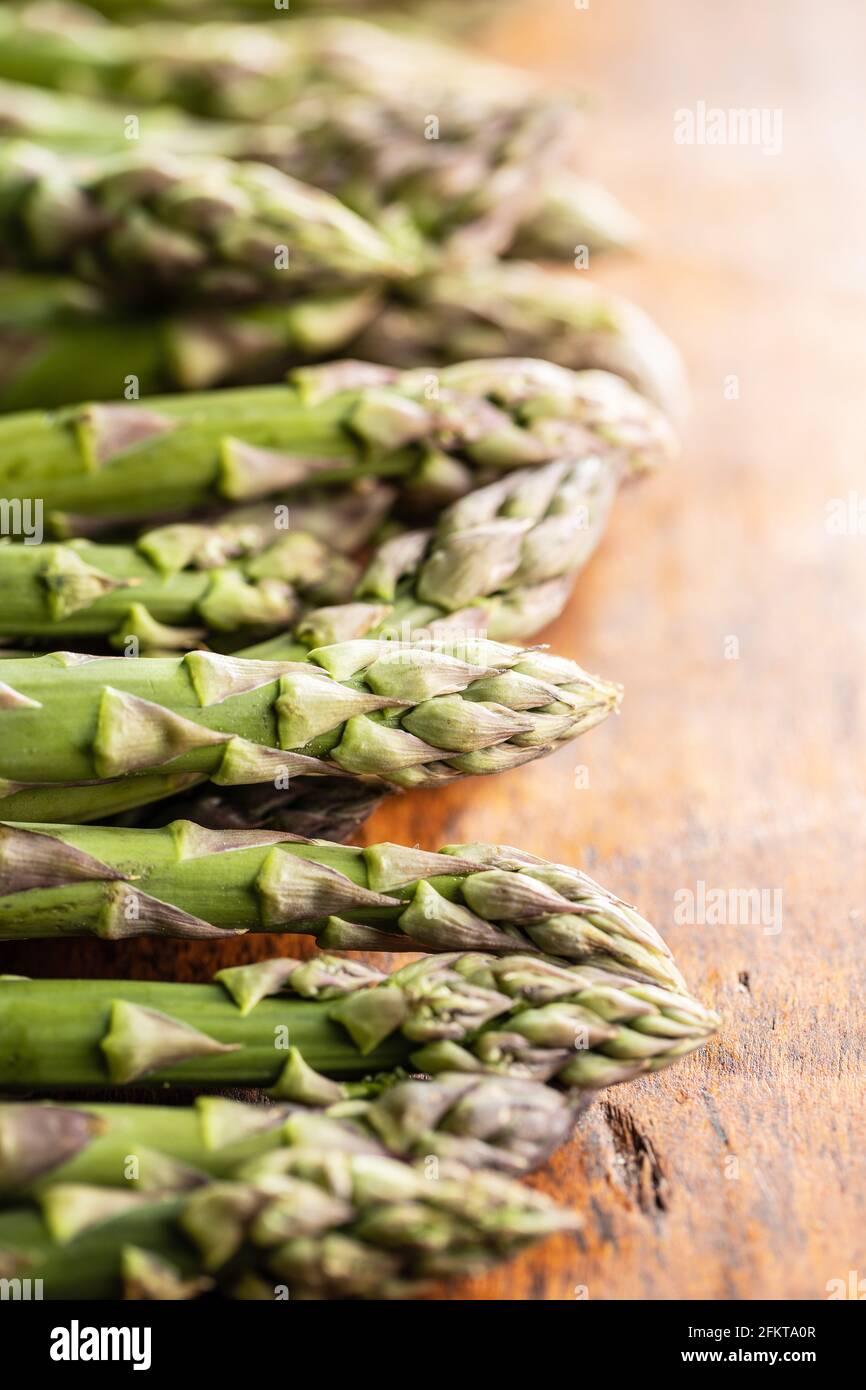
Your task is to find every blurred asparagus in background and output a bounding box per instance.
[55,0,512,24]
[0,6,573,129]
[0,73,638,264]
[0,273,683,416]
[0,142,418,305]
[0,3,638,270]
[355,263,687,417]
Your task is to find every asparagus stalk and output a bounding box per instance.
[0,948,719,1091]
[0,1141,577,1300]
[0,265,683,415]
[512,175,642,260]
[0,444,665,649]
[0,637,620,821]
[0,529,363,649]
[0,471,402,648]
[0,76,634,265]
[0,270,382,414]
[0,822,679,991]
[0,140,417,305]
[357,262,689,417]
[0,356,667,526]
[0,9,569,127]
[0,69,637,271]
[0,1074,585,1190]
[242,451,645,656]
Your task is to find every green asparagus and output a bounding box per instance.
[0,141,416,305]
[0,271,382,413]
[0,9,567,128]
[0,472,402,648]
[357,262,689,417]
[0,1141,577,1300]
[0,530,363,649]
[0,822,679,991]
[0,72,632,266]
[0,1075,586,1190]
[0,357,668,527]
[0,265,683,415]
[0,448,657,649]
[0,947,719,1091]
[0,637,620,821]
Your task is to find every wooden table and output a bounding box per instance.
[5,0,864,1299]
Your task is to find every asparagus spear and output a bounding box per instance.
[0,265,683,415]
[0,76,634,265]
[0,1074,585,1190]
[0,1141,577,1300]
[0,948,719,1091]
[357,262,689,417]
[0,270,382,413]
[0,356,667,526]
[0,637,620,821]
[0,141,417,305]
[0,8,568,127]
[0,529,364,649]
[0,471,402,649]
[0,822,678,991]
[0,444,662,649]
[512,175,642,260]
[321,452,646,645]
[0,71,636,273]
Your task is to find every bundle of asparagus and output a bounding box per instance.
[0,7,599,261]
[0,1124,578,1300]
[0,0,716,1310]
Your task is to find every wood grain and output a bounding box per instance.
[3,0,864,1299]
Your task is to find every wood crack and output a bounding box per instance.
[600,1100,670,1214]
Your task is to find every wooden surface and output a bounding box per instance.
[5,0,865,1299]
